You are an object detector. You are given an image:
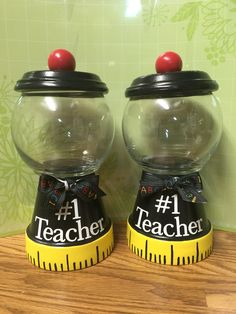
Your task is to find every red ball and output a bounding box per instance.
[155,51,182,73]
[48,49,76,71]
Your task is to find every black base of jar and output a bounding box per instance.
[127,171,213,265]
[26,174,113,271]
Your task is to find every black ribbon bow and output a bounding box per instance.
[39,174,106,210]
[140,172,207,203]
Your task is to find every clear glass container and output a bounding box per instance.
[12,92,114,177]
[122,94,222,175]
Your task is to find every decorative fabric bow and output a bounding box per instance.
[140,172,207,203]
[39,174,106,209]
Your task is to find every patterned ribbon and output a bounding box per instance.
[140,172,207,203]
[39,174,105,209]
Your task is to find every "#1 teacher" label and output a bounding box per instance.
[34,198,105,243]
[135,194,203,238]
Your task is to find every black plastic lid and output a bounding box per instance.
[125,71,218,98]
[15,70,108,94]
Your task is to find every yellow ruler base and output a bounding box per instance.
[127,222,213,265]
[26,225,113,271]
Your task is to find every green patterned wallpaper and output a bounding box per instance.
[0,0,236,236]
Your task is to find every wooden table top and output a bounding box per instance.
[0,222,236,314]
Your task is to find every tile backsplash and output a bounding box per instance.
[1,0,236,236]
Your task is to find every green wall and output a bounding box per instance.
[0,0,236,236]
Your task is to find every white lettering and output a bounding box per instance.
[65,228,77,242]
[196,218,203,232]
[32,214,114,244]
[151,221,163,236]
[133,208,204,239]
[163,223,175,237]
[142,219,152,232]
[97,218,104,232]
[90,222,100,235]
[43,227,53,241]
[171,194,180,215]
[35,216,48,240]
[71,198,81,219]
[76,219,92,241]
[135,206,149,229]
[188,221,198,235]
[53,229,65,242]
[175,216,189,237]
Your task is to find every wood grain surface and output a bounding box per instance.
[0,222,236,314]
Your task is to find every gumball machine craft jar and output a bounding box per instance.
[122,52,222,265]
[11,49,114,271]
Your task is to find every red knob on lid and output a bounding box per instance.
[155,51,183,73]
[48,49,76,71]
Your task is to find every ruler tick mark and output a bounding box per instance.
[196,242,199,262]
[177,257,180,266]
[37,251,40,268]
[145,240,148,260]
[96,245,99,263]
[66,254,69,271]
[170,245,174,265]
